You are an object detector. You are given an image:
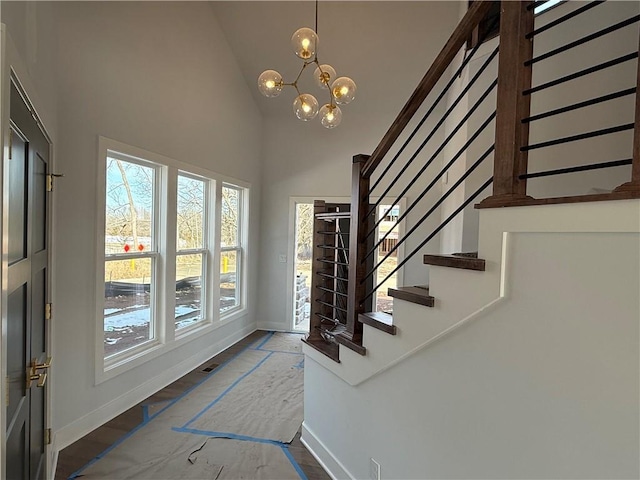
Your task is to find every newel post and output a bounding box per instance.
[307,200,329,343]
[614,30,640,194]
[479,1,535,207]
[340,154,370,349]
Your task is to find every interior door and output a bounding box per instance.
[6,80,50,480]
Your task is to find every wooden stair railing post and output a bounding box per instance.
[479,1,535,208]
[308,200,331,343]
[614,29,640,194]
[340,154,370,347]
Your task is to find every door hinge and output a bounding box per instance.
[8,129,12,160]
[45,303,52,320]
[47,173,64,192]
[45,428,51,445]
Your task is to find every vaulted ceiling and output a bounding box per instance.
[210,2,462,120]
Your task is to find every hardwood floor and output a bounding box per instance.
[54,331,329,480]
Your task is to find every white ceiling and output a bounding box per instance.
[210,1,462,119]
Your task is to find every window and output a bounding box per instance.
[220,184,243,314]
[104,156,158,357]
[175,174,207,330]
[98,137,250,375]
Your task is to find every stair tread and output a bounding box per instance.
[359,311,396,335]
[423,253,485,271]
[452,251,478,258]
[388,286,434,307]
[302,337,340,363]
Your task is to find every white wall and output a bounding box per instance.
[8,1,263,445]
[304,201,640,479]
[255,1,463,331]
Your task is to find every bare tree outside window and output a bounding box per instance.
[104,157,156,357]
[220,185,242,313]
[175,175,206,330]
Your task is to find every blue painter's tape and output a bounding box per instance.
[253,331,275,350]
[256,348,304,355]
[281,445,309,480]
[183,352,274,428]
[172,427,310,479]
[68,414,151,479]
[172,426,286,446]
[68,331,273,479]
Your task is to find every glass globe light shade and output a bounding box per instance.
[331,76,357,105]
[293,94,319,121]
[314,64,337,89]
[257,70,283,98]
[320,104,342,129]
[291,27,318,60]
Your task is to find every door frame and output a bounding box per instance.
[286,196,406,332]
[0,27,56,479]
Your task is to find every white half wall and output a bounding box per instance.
[303,200,640,479]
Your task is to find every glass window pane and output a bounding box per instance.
[220,250,239,313]
[105,158,154,255]
[376,205,400,313]
[104,257,153,357]
[177,175,205,251]
[221,186,240,248]
[175,253,203,330]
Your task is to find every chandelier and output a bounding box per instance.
[257,1,357,129]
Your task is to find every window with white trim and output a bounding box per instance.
[104,155,159,357]
[175,173,208,330]
[98,138,249,370]
[220,184,243,314]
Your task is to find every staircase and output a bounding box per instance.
[301,3,639,476]
[303,0,640,365]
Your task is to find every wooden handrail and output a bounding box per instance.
[362,0,493,179]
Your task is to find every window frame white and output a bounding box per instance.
[219,183,246,317]
[174,171,210,333]
[95,137,250,383]
[101,151,163,363]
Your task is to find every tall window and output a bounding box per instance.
[98,138,249,374]
[220,184,243,314]
[175,174,208,330]
[104,156,158,357]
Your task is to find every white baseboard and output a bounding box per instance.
[301,422,354,480]
[54,323,256,451]
[48,438,59,480]
[257,322,301,333]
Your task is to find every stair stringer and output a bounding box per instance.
[302,199,640,386]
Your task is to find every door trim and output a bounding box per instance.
[1,26,56,479]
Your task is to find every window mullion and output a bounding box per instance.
[212,181,222,319]
[163,166,178,344]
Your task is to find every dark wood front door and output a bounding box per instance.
[6,80,50,480]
